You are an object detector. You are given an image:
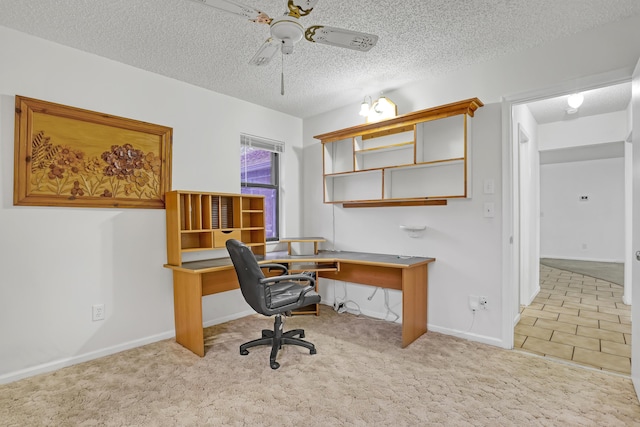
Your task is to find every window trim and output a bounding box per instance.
[240,134,283,242]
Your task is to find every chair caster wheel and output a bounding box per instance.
[240,349,249,356]
[270,362,280,369]
[310,348,317,355]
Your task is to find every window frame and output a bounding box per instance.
[240,134,284,242]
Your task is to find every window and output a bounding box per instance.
[240,134,283,241]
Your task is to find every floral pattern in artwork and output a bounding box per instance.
[30,131,162,200]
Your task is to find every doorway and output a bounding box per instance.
[503,76,633,374]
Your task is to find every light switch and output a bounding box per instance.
[484,202,495,218]
[483,179,495,194]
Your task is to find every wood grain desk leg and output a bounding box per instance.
[172,270,205,356]
[401,264,428,347]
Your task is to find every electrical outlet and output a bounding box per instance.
[479,296,488,310]
[483,202,495,218]
[92,304,105,321]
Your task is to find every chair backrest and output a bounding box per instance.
[226,239,267,314]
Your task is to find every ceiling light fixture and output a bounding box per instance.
[567,93,584,109]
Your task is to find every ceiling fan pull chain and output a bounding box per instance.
[281,52,285,96]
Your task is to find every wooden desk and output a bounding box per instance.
[164,251,434,356]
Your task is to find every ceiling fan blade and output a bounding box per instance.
[249,38,280,66]
[287,0,320,17]
[304,25,378,52]
[190,0,271,24]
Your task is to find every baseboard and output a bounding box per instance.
[522,284,540,306]
[318,301,402,323]
[513,311,522,326]
[1,310,257,385]
[428,324,506,348]
[540,255,624,263]
[0,330,175,385]
[203,309,255,328]
[319,302,504,348]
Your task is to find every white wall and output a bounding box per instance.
[539,111,629,150]
[0,26,303,383]
[305,104,504,345]
[537,109,629,263]
[302,13,640,347]
[540,158,625,262]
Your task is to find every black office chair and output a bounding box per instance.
[226,239,321,369]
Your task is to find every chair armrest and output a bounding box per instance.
[259,263,289,275]
[260,274,316,288]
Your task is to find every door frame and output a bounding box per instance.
[501,68,632,350]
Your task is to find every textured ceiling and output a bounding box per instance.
[1,0,640,118]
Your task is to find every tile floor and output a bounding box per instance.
[514,264,631,375]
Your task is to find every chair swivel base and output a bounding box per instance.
[239,314,317,369]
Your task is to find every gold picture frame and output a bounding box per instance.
[14,96,172,209]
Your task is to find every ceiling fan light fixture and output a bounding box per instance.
[567,93,584,109]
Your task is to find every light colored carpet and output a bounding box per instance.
[1,305,639,426]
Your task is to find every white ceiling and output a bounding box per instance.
[528,82,631,164]
[527,82,632,125]
[1,1,640,118]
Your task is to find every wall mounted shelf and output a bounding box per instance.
[315,98,483,207]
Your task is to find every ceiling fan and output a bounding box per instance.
[190,0,379,94]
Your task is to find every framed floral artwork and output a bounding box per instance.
[14,96,172,209]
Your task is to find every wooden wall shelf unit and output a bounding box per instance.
[315,98,483,207]
[165,190,266,266]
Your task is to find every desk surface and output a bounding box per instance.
[164,250,435,274]
[165,249,434,355]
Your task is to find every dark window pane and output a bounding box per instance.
[240,186,277,240]
[241,146,279,241]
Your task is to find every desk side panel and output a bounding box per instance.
[319,263,402,290]
[172,271,205,356]
[401,264,428,347]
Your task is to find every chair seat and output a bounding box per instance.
[268,281,320,309]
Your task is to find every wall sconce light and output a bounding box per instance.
[359,96,372,116]
[358,93,397,122]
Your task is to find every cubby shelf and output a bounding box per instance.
[316,98,483,207]
[165,190,266,266]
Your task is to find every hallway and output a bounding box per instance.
[514,263,631,375]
